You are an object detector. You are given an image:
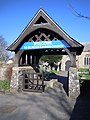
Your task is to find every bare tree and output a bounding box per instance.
[66,0,90,20]
[0,36,9,64]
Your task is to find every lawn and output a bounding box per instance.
[79,74,90,80]
[78,68,90,80]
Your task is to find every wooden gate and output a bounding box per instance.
[22,70,44,92]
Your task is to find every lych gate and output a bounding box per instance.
[7,8,84,96]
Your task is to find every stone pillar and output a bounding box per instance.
[10,66,34,92]
[10,67,20,92]
[10,67,24,91]
[69,67,80,98]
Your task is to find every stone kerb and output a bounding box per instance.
[10,66,34,92]
[69,67,80,98]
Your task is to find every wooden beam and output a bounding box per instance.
[64,48,76,67]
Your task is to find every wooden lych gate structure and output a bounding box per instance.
[22,70,44,92]
[7,8,84,92]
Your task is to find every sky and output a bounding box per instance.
[0,0,90,46]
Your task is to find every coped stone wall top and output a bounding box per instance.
[13,66,34,71]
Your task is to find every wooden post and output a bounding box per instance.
[15,51,24,66]
[36,55,41,64]
[70,52,76,67]
[32,55,34,65]
[65,48,76,67]
[22,54,26,65]
[27,54,30,65]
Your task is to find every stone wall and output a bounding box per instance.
[10,66,34,92]
[0,67,7,81]
[10,66,80,98]
[45,79,67,95]
[61,51,90,71]
[77,51,90,69]
[69,67,80,98]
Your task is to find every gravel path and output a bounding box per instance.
[0,88,74,120]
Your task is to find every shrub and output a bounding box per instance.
[0,80,10,92]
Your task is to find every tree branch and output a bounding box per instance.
[66,0,90,20]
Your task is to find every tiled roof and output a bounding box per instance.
[81,42,90,51]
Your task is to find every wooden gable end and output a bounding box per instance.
[7,8,84,55]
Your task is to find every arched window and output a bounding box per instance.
[84,54,90,66]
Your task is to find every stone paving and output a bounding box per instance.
[0,88,75,120]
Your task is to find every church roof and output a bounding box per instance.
[81,42,90,51]
[7,8,84,55]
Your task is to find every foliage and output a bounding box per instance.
[0,80,10,92]
[40,55,62,64]
[0,36,9,64]
[78,68,89,72]
[40,55,62,70]
[51,70,60,74]
[66,0,90,20]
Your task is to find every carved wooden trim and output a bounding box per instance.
[28,30,58,42]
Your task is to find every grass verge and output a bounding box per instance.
[0,80,10,92]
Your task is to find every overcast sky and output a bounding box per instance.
[0,0,90,45]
